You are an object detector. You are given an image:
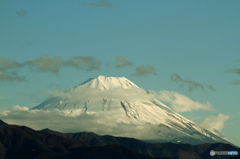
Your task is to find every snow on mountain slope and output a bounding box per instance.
[76,75,139,90]
[32,75,232,145]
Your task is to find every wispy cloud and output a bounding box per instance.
[158,91,214,112]
[21,42,34,48]
[231,80,240,85]
[170,74,216,92]
[115,56,133,69]
[225,64,240,85]
[16,92,40,103]
[131,65,157,77]
[16,9,28,17]
[24,55,101,74]
[0,58,22,70]
[225,68,240,75]
[0,58,25,82]
[24,56,65,74]
[80,0,113,8]
[47,83,62,89]
[44,87,153,102]
[0,71,26,82]
[66,56,101,71]
[199,114,230,138]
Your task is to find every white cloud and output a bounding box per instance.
[158,91,214,112]
[199,114,230,134]
[0,105,175,140]
[42,89,214,114]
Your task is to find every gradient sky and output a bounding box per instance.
[0,0,240,146]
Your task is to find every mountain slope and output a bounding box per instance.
[32,76,233,145]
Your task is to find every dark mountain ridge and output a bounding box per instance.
[0,119,7,125]
[40,128,240,159]
[0,119,239,159]
[0,122,154,159]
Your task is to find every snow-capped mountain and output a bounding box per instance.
[32,75,232,145]
[77,75,139,90]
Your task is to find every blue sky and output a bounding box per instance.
[0,0,240,146]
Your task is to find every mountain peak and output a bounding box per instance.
[77,75,139,90]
